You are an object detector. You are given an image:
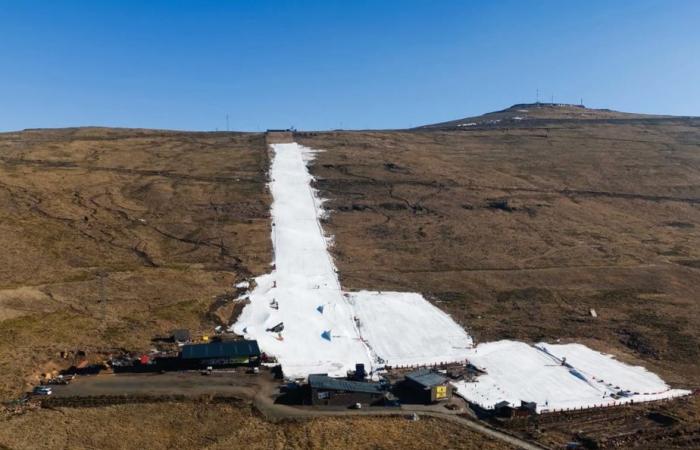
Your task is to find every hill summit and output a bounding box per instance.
[418,102,675,129]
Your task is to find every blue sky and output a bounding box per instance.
[1,0,698,131]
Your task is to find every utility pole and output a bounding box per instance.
[226,114,229,132]
[536,88,539,104]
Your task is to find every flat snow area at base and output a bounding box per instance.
[349,291,472,367]
[453,340,690,412]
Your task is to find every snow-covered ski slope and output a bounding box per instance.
[233,141,688,410]
[452,341,690,412]
[349,291,473,367]
[232,143,473,378]
[232,144,372,377]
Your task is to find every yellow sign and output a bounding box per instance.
[435,385,447,399]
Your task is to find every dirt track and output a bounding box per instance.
[48,371,261,399]
[43,371,542,450]
[40,370,699,449]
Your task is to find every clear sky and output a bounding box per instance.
[1,0,698,131]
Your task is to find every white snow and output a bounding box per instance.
[452,340,690,412]
[349,291,473,367]
[235,281,250,289]
[231,141,688,411]
[232,143,471,378]
[232,143,372,378]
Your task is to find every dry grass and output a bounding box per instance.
[0,128,271,398]
[525,394,700,449]
[0,402,512,450]
[297,118,700,387]
[2,114,699,449]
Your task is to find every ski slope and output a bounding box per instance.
[232,141,687,409]
[349,291,473,367]
[231,143,372,377]
[452,340,690,412]
[232,143,472,378]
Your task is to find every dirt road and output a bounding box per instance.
[46,371,546,450]
[50,371,259,398]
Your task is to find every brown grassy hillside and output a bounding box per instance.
[297,115,700,388]
[0,401,512,450]
[1,111,699,449]
[0,128,271,398]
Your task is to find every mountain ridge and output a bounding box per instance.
[417,102,696,130]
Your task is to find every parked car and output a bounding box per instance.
[46,375,73,385]
[32,386,52,396]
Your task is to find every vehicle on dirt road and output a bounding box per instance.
[32,386,52,396]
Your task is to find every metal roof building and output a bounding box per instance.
[181,340,260,360]
[308,374,385,394]
[405,368,448,388]
[308,374,390,406]
[404,368,453,403]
